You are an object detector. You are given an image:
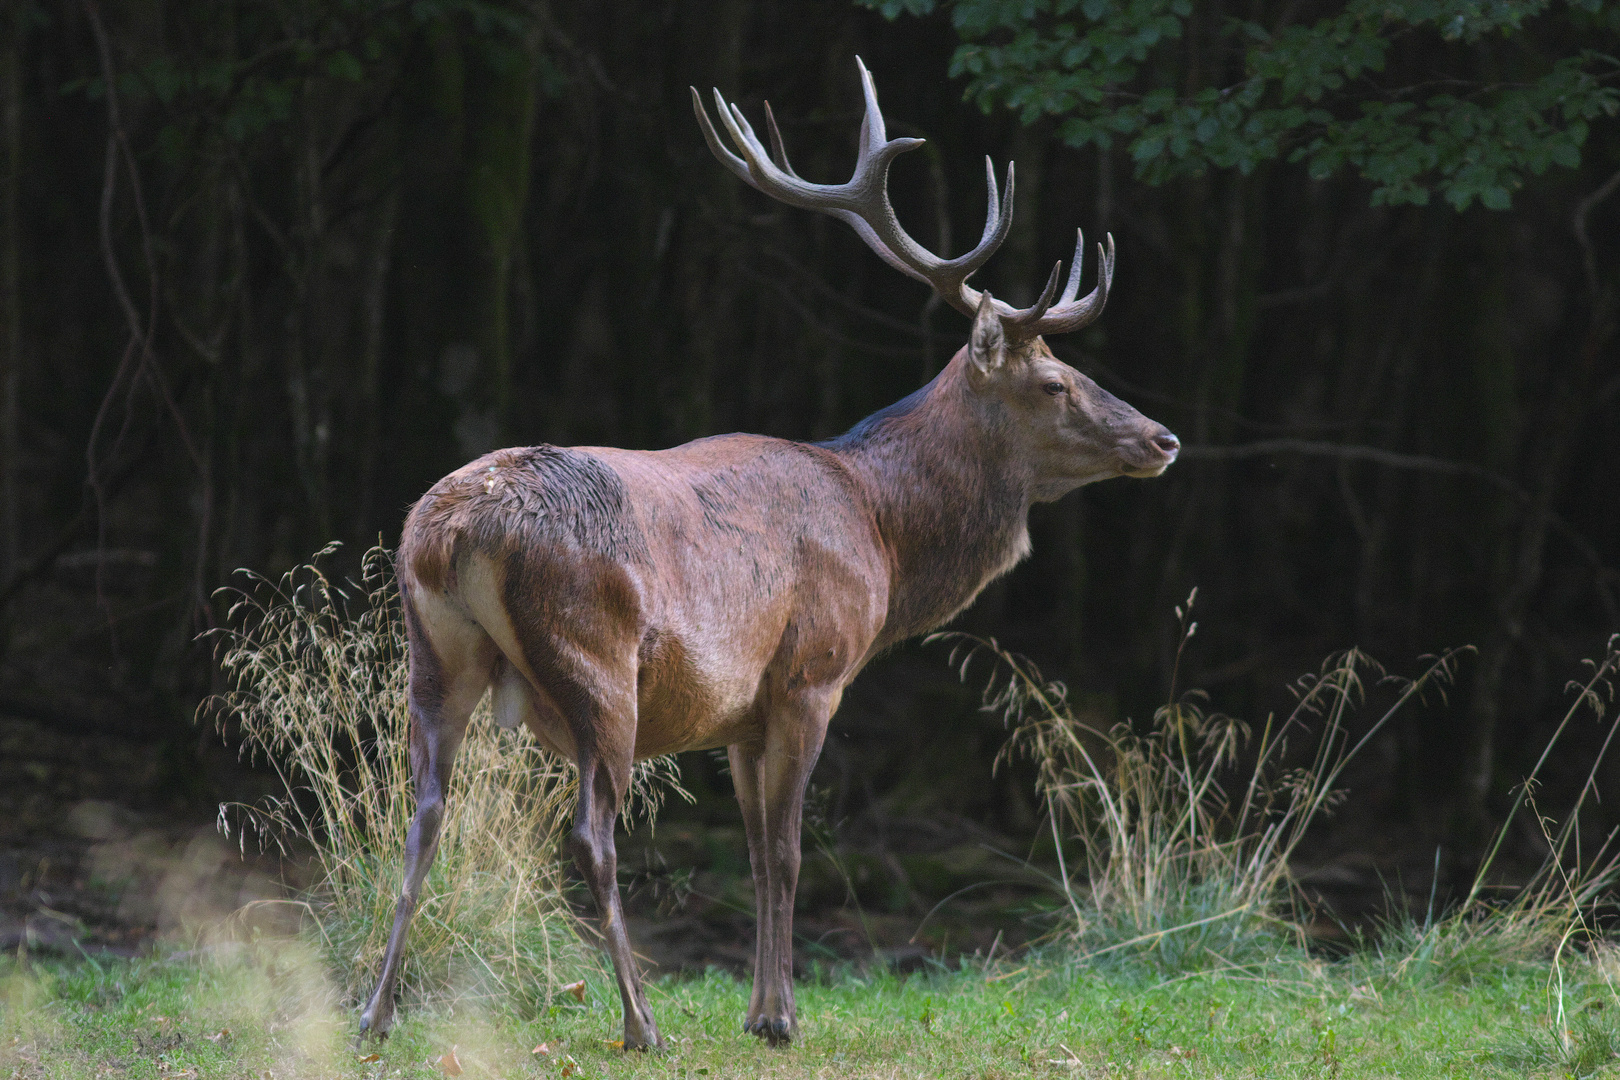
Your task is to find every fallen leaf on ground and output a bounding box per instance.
[204,1029,231,1043]
[563,980,587,1003]
[532,1043,550,1056]
[357,1051,381,1063]
[560,1056,579,1077]
[604,1039,624,1049]
[439,1045,463,1076]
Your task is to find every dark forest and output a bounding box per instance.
[2,0,1619,927]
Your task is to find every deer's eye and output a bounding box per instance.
[1042,381,1066,397]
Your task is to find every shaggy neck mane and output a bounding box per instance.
[821,353,1034,647]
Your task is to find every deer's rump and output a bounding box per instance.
[398,438,889,762]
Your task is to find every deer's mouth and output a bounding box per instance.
[1118,429,1179,477]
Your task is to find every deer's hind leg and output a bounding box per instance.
[358,583,496,1040]
[568,730,663,1050]
[536,653,662,1049]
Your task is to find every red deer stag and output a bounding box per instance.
[358,58,1178,1050]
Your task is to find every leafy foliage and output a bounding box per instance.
[864,0,1620,208]
[74,1,545,154]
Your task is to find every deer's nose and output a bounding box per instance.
[1153,431,1181,457]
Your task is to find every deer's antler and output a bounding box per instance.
[692,57,1113,342]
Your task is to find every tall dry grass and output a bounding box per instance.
[208,545,684,1016]
[1371,635,1620,995]
[949,590,1470,972]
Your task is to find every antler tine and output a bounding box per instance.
[1058,230,1086,306]
[762,101,798,178]
[691,86,754,186]
[992,230,1088,336]
[725,101,770,172]
[855,56,888,155]
[970,158,1016,282]
[999,261,1066,335]
[1017,233,1116,338]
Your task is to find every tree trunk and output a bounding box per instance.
[0,6,21,578]
[469,6,546,443]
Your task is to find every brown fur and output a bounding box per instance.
[360,67,1177,1050]
[357,333,1178,1050]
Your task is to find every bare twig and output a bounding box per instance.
[1180,438,1619,615]
[81,0,209,637]
[734,262,924,359]
[1575,167,1620,299]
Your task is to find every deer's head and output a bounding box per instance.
[694,58,1178,501]
[962,295,1179,501]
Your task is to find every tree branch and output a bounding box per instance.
[1575,167,1620,299]
[1181,438,1619,610]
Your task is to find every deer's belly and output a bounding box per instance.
[632,628,769,758]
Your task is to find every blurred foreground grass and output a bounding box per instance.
[6,945,1620,1079]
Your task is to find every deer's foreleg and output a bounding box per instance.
[735,693,834,1047]
[728,743,772,1034]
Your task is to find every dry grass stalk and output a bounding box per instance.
[207,544,684,1013]
[946,591,1469,969]
[1388,635,1620,995]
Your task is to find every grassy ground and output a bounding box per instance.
[13,565,1604,1078]
[6,945,1620,1079]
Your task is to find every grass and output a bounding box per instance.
[945,592,1476,974]
[950,602,1620,993]
[7,564,1620,1077]
[7,944,1620,1078]
[206,545,684,1015]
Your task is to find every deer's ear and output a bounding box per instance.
[967,291,1009,382]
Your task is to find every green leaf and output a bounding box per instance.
[859,0,939,14]
[326,50,365,83]
[882,0,1613,211]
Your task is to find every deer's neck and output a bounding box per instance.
[823,356,1034,648]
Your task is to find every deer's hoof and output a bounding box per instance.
[623,1010,666,1053]
[354,1016,388,1049]
[745,1017,793,1047]
[355,1009,392,1046]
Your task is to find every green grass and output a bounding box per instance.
[6,945,1620,1079]
[19,559,1608,1078]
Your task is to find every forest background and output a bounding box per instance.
[1,0,1619,918]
